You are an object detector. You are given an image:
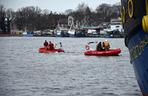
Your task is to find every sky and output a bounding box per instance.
[0,0,120,12]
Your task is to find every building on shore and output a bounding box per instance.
[100,18,124,38]
[10,24,23,35]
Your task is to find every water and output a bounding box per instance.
[0,37,141,96]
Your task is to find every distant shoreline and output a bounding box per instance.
[0,34,21,37]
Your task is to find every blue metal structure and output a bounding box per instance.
[121,0,148,95]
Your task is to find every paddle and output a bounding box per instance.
[88,41,98,44]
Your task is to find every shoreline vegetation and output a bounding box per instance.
[0,33,29,37]
[0,3,121,35]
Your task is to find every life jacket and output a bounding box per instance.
[103,41,110,48]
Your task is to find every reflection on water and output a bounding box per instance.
[0,37,141,96]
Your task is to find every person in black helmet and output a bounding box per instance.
[96,42,103,51]
[43,40,48,50]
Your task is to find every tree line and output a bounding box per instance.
[0,3,121,34]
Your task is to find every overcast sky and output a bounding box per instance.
[0,0,120,12]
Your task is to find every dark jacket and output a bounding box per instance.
[96,42,103,51]
[44,41,48,47]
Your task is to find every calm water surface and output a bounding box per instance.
[0,37,141,96]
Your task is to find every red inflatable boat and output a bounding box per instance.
[39,47,64,53]
[84,48,121,56]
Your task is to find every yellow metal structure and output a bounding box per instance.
[146,0,148,15]
[128,0,134,18]
[121,6,126,24]
[142,0,148,32]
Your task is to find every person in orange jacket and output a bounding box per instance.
[103,40,110,50]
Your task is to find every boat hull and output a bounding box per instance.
[38,48,64,53]
[127,29,148,95]
[84,48,121,56]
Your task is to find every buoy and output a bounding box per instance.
[85,45,90,50]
